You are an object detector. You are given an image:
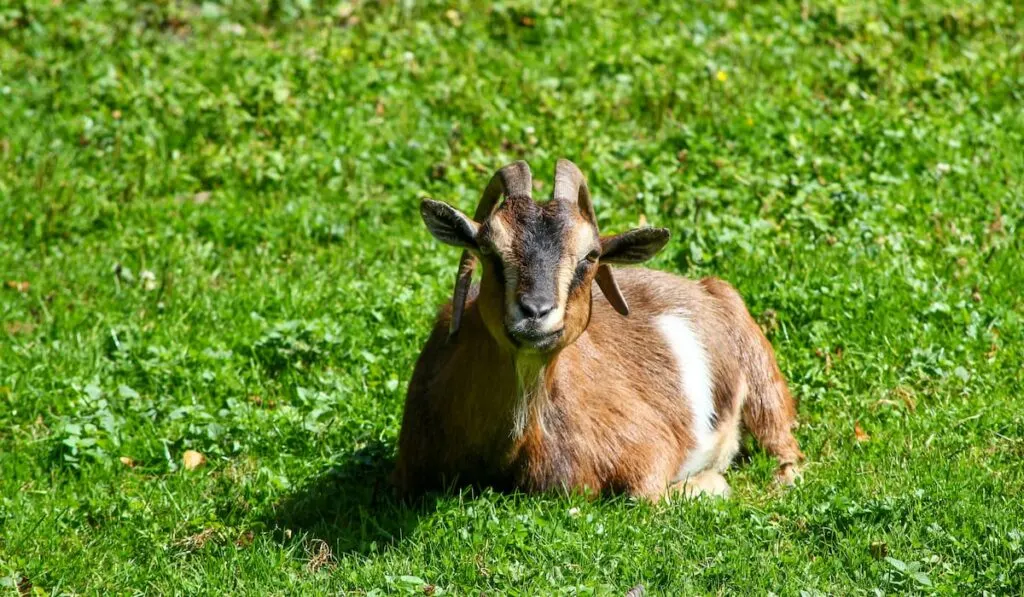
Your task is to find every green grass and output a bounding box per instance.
[2,0,1023,594]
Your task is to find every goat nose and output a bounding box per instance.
[518,296,554,319]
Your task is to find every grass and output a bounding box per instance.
[1,0,1023,593]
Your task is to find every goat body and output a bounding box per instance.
[396,269,802,500]
[395,160,801,500]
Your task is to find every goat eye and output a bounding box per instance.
[576,253,597,273]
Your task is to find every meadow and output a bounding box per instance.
[1,0,1022,594]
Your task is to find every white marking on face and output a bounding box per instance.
[572,223,598,262]
[484,217,525,328]
[504,264,520,322]
[533,301,563,333]
[656,314,717,479]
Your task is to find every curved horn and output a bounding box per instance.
[449,161,532,338]
[553,159,596,224]
[553,158,631,316]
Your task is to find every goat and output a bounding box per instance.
[394,160,802,500]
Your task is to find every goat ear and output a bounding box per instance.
[420,199,480,249]
[595,264,630,315]
[599,227,670,264]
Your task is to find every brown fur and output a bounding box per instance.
[400,160,801,499]
[394,267,803,500]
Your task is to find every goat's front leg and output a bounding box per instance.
[668,470,732,500]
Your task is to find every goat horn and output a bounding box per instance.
[449,161,532,338]
[553,159,630,316]
[553,158,596,224]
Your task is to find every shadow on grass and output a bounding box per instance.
[262,440,437,555]
[261,437,763,557]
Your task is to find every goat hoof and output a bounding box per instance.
[774,463,802,487]
[678,471,731,500]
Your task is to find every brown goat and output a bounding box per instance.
[394,160,802,500]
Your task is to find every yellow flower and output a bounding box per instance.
[716,70,728,82]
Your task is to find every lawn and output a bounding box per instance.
[1,0,1022,594]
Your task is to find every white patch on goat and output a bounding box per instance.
[657,314,717,480]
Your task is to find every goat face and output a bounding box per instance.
[476,196,599,352]
[420,160,671,355]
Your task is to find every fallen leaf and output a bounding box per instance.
[183,450,206,470]
[870,540,888,559]
[5,280,29,293]
[625,584,646,597]
[192,191,211,204]
[4,321,36,336]
[854,422,870,443]
[235,530,254,548]
[305,539,336,573]
[119,456,139,468]
[989,204,1004,234]
[892,386,917,411]
[474,553,491,578]
[176,528,217,551]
